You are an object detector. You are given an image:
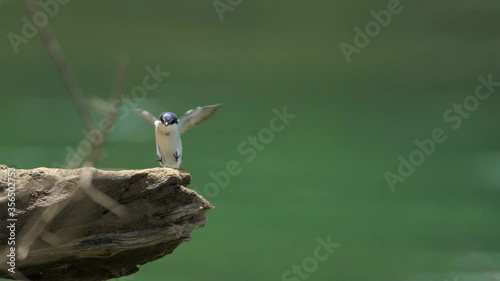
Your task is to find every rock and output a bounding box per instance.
[0,166,213,281]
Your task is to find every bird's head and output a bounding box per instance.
[159,112,179,127]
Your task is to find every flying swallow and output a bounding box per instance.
[135,104,220,169]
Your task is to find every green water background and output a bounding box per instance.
[1,0,500,280]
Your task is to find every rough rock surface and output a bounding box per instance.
[0,165,213,281]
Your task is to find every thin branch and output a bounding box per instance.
[40,230,62,246]
[17,2,131,267]
[79,162,128,216]
[89,97,115,116]
[20,0,131,267]
[86,55,129,165]
[17,55,129,260]
[18,0,97,257]
[18,165,128,261]
[23,0,94,132]
[18,183,81,260]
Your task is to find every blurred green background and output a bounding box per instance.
[1,0,500,280]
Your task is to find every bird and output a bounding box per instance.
[135,104,221,169]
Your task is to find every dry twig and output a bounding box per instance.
[18,1,130,271]
[86,55,129,165]
[23,0,94,132]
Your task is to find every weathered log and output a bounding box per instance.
[0,165,213,281]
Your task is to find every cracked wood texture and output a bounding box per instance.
[0,166,213,281]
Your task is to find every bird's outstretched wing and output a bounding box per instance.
[134,108,157,126]
[179,104,221,134]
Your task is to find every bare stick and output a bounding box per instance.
[18,1,94,264]
[79,162,127,216]
[86,55,129,165]
[16,2,131,269]
[17,56,129,259]
[23,0,94,132]
[16,56,129,262]
[17,165,128,262]
[17,185,80,260]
